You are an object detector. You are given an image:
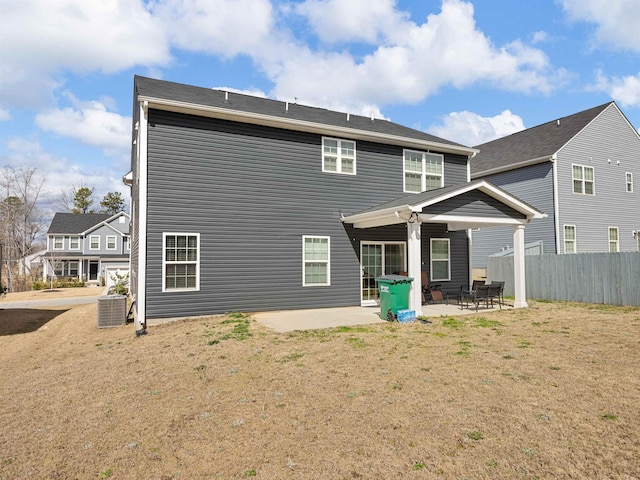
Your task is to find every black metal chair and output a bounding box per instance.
[489,281,505,306]
[460,284,502,311]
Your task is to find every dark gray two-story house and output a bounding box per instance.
[127,76,543,328]
[44,212,130,286]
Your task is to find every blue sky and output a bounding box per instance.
[1,0,639,215]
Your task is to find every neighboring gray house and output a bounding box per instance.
[127,76,543,328]
[471,102,640,269]
[44,212,131,286]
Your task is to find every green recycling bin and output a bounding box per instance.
[375,274,414,321]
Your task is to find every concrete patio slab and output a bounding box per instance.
[253,302,510,333]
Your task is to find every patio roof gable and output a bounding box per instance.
[341,180,544,230]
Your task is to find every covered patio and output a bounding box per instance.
[341,179,545,316]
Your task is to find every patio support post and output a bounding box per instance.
[407,217,423,315]
[513,224,528,308]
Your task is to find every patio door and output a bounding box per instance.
[361,242,406,305]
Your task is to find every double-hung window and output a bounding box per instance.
[430,238,450,281]
[404,150,444,193]
[163,233,199,291]
[69,236,80,250]
[106,235,117,250]
[564,225,576,254]
[608,227,619,253]
[303,236,330,286]
[322,137,356,174]
[626,172,633,193]
[68,261,79,277]
[572,164,594,195]
[89,235,100,250]
[53,236,63,250]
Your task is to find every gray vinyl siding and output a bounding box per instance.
[471,161,556,268]
[144,109,470,319]
[556,103,640,253]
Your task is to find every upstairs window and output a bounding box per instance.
[69,236,80,250]
[322,137,356,174]
[608,227,619,252]
[572,164,594,195]
[89,235,100,250]
[303,236,330,286]
[163,233,199,291]
[404,150,444,193]
[106,236,117,250]
[564,225,576,254]
[626,172,633,193]
[53,236,63,250]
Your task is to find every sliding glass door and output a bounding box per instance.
[361,242,406,305]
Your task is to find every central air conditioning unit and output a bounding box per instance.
[97,295,127,328]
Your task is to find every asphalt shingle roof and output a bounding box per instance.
[47,213,112,234]
[471,102,613,177]
[134,76,468,149]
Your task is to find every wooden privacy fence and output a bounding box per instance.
[487,252,640,306]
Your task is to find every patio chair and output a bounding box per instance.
[460,284,502,311]
[489,281,505,306]
[421,271,444,304]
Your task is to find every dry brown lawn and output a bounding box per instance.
[0,295,639,479]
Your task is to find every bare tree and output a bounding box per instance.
[0,166,46,291]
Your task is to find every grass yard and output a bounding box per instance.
[0,299,639,479]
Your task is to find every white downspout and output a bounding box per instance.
[136,101,149,332]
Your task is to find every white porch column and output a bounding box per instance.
[407,218,423,315]
[513,224,528,308]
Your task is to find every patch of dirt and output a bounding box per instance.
[0,300,639,479]
[2,286,103,302]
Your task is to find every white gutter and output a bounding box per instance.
[138,95,479,157]
[471,154,555,179]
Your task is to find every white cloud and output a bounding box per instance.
[531,31,549,44]
[264,0,564,113]
[149,0,273,57]
[295,0,408,44]
[1,138,129,217]
[0,108,10,121]
[592,71,640,108]
[0,0,170,110]
[561,0,640,52]
[428,110,525,146]
[35,93,131,157]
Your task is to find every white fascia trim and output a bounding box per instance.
[471,154,555,179]
[138,96,479,157]
[341,205,414,225]
[419,214,530,228]
[411,180,543,219]
[81,212,131,236]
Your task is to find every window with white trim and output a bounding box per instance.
[69,261,79,277]
[53,236,63,250]
[69,236,80,250]
[106,235,117,250]
[572,164,594,195]
[125,235,130,251]
[163,233,199,291]
[608,227,619,252]
[626,172,633,193]
[89,235,100,250]
[564,225,576,254]
[430,238,450,281]
[404,150,444,193]
[303,236,330,286]
[322,138,356,174]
